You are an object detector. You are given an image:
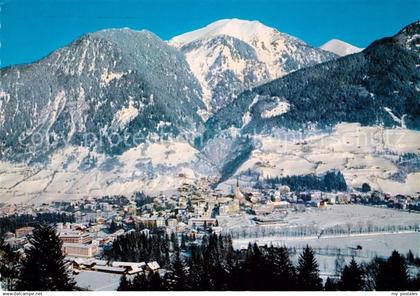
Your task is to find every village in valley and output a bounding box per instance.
[1,176,419,290]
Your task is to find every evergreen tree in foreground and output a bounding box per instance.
[296,246,322,291]
[266,246,296,290]
[0,239,20,290]
[188,245,209,290]
[117,274,132,291]
[130,272,147,290]
[376,250,409,291]
[241,243,266,290]
[165,250,188,290]
[324,277,339,291]
[148,272,165,290]
[16,224,75,291]
[362,256,384,291]
[339,258,365,291]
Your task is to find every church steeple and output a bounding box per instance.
[234,178,244,203]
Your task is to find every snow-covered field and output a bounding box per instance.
[74,271,123,291]
[231,123,420,195]
[285,204,420,229]
[234,232,420,257]
[233,205,420,262]
[233,206,420,276]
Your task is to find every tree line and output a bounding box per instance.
[264,170,347,192]
[1,226,419,291]
[226,222,419,240]
[117,233,420,291]
[0,213,75,237]
[103,230,176,266]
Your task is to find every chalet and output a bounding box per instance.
[147,261,160,272]
[112,261,146,274]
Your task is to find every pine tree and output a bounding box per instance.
[187,245,208,290]
[239,243,268,290]
[266,246,296,290]
[130,272,147,290]
[0,239,20,291]
[376,250,409,291]
[202,234,230,290]
[339,258,365,290]
[334,253,345,275]
[406,250,415,265]
[361,183,371,192]
[16,224,75,291]
[409,272,420,291]
[324,277,339,291]
[148,272,164,291]
[170,233,179,252]
[117,274,132,291]
[109,220,118,233]
[363,256,385,291]
[166,251,188,290]
[296,246,322,291]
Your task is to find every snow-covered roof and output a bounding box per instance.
[111,261,146,268]
[147,261,160,270]
[93,266,126,273]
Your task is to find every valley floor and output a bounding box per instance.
[232,204,420,277]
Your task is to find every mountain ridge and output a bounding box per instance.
[203,20,420,143]
[0,20,419,203]
[169,18,337,114]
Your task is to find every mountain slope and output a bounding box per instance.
[0,21,419,203]
[169,19,337,114]
[204,21,420,142]
[320,39,363,56]
[0,29,205,162]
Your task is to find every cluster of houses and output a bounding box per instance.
[2,177,418,258]
[2,226,36,250]
[3,177,418,291]
[2,221,128,258]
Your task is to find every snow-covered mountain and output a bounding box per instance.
[320,39,363,56]
[169,19,337,114]
[202,21,420,193]
[0,28,218,203]
[205,21,420,139]
[0,29,205,162]
[0,21,419,204]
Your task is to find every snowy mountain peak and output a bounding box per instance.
[169,18,281,47]
[169,19,336,114]
[320,39,363,56]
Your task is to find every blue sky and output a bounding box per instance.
[1,0,419,67]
